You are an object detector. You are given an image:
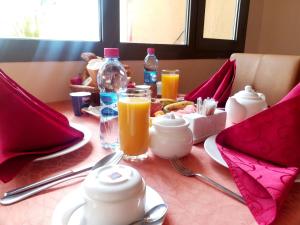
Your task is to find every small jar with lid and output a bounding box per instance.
[149,113,193,158]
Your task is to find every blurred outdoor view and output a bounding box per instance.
[0,0,238,43]
[120,0,239,44]
[203,0,239,40]
[0,0,100,41]
[120,0,188,45]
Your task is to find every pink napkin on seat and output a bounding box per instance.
[216,83,300,225]
[184,59,236,107]
[0,69,84,183]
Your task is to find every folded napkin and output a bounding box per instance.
[184,59,236,107]
[216,83,300,225]
[0,69,84,183]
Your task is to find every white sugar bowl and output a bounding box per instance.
[149,113,193,158]
[61,165,146,225]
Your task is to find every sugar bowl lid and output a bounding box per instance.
[83,165,145,202]
[152,113,188,127]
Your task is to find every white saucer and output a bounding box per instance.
[204,135,300,183]
[204,135,228,168]
[34,123,91,161]
[52,186,166,225]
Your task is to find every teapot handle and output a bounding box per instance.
[60,195,86,225]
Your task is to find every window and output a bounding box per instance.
[203,0,239,40]
[0,0,100,41]
[0,0,249,62]
[120,0,188,45]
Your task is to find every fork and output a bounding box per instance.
[170,158,245,204]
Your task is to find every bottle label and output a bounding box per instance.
[144,70,157,84]
[100,92,118,117]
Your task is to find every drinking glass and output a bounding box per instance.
[161,69,180,100]
[118,88,151,161]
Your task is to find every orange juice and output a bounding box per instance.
[118,97,150,156]
[161,70,179,100]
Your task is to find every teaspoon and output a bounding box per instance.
[128,203,168,225]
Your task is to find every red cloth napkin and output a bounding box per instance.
[0,69,84,183]
[184,59,236,107]
[216,83,300,225]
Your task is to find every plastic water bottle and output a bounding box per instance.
[97,48,127,149]
[144,48,158,98]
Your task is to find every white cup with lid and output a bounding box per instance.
[61,164,146,225]
[149,113,193,158]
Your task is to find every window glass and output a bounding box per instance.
[203,0,239,40]
[0,0,100,41]
[120,0,188,45]
[0,0,249,61]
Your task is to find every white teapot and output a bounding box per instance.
[225,85,268,124]
[149,113,193,159]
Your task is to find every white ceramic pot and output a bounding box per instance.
[149,113,193,158]
[225,85,268,124]
[61,165,146,225]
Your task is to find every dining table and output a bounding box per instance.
[1,101,300,225]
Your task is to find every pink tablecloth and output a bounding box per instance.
[1,101,300,225]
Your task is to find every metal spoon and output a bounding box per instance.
[0,151,123,205]
[128,203,168,225]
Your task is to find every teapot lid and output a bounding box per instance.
[234,85,262,100]
[153,113,187,127]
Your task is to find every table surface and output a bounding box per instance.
[1,101,300,225]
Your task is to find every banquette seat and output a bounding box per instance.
[230,53,300,105]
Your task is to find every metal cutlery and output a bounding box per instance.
[0,151,123,205]
[128,203,168,225]
[170,158,245,204]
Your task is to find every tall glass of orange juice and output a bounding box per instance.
[118,89,151,160]
[161,69,180,100]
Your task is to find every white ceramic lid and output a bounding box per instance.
[83,165,145,202]
[153,113,187,127]
[234,85,262,100]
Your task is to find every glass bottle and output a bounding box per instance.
[97,48,127,149]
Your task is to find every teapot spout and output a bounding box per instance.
[225,97,247,124]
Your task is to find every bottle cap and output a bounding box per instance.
[104,48,119,58]
[147,48,155,55]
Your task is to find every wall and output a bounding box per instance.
[4,0,298,103]
[0,61,85,103]
[245,0,300,55]
[0,59,225,102]
[244,0,264,53]
[256,0,300,55]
